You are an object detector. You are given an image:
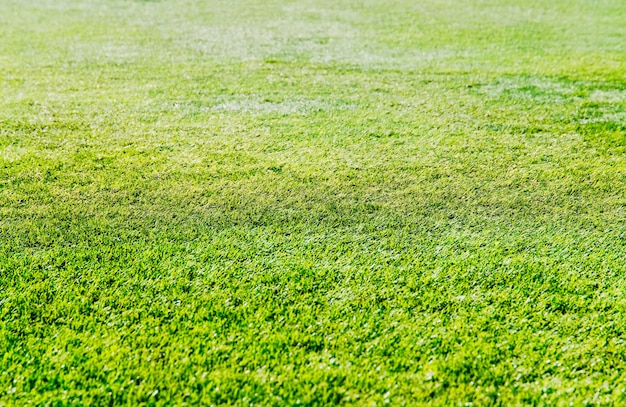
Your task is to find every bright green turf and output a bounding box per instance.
[1,0,625,405]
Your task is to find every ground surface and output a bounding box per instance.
[1,0,625,405]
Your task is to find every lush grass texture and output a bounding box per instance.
[1,0,626,405]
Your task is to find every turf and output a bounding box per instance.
[1,0,625,405]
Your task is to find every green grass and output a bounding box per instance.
[1,0,625,405]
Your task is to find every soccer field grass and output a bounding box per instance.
[1,0,625,405]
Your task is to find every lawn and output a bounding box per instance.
[1,0,625,405]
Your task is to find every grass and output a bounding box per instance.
[1,0,625,405]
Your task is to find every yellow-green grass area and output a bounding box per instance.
[1,0,625,405]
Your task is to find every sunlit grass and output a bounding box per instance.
[1,0,625,405]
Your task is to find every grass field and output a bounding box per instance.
[1,0,625,405]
